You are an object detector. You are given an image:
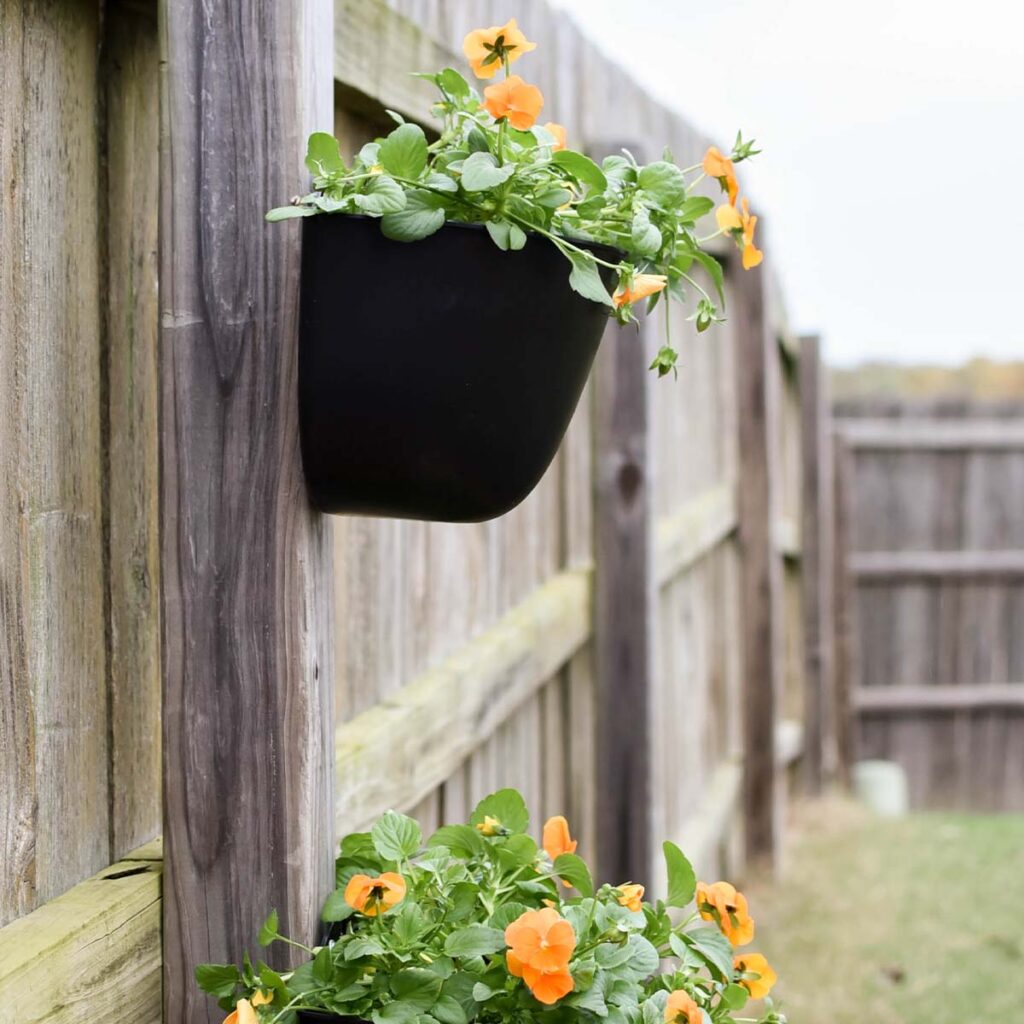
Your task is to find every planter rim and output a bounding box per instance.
[303,210,625,266]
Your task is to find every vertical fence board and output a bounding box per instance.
[0,0,109,925]
[159,0,335,1019]
[733,258,782,866]
[104,0,162,861]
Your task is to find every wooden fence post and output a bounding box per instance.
[733,257,783,867]
[831,432,858,786]
[591,139,652,884]
[798,335,835,792]
[159,2,335,1020]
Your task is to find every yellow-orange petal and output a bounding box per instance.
[742,243,764,270]
[617,882,645,912]
[735,953,776,998]
[542,815,577,859]
[524,965,574,1005]
[252,990,274,1007]
[344,873,374,911]
[543,122,568,151]
[716,204,742,232]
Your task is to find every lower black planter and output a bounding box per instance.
[299,214,619,522]
[297,1014,362,1024]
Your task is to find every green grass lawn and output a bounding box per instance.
[743,801,1024,1024]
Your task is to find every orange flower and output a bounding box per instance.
[664,990,702,1024]
[505,907,576,1003]
[734,953,777,999]
[483,75,544,130]
[344,872,406,916]
[696,880,754,946]
[613,274,668,308]
[463,19,537,79]
[616,882,645,912]
[224,999,258,1024]
[543,122,568,151]
[702,145,739,207]
[716,199,763,270]
[542,815,577,859]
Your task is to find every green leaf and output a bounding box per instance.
[425,172,459,193]
[431,994,469,1024]
[691,250,726,305]
[439,67,471,99]
[444,925,508,957]
[373,1001,421,1024]
[442,973,479,1017]
[553,150,608,191]
[345,936,386,961]
[485,220,512,251]
[663,841,696,907]
[371,809,422,861]
[321,887,355,922]
[340,831,379,860]
[393,901,429,946]
[305,131,344,176]
[535,186,573,209]
[257,909,279,946]
[467,127,491,154]
[355,175,407,215]
[195,963,241,1000]
[570,971,608,1016]
[448,881,482,922]
[602,155,636,186]
[265,205,317,222]
[567,251,614,307]
[630,211,662,255]
[636,161,687,208]
[552,852,594,896]
[379,122,429,180]
[381,190,447,242]
[470,789,529,834]
[621,935,660,979]
[508,225,527,250]
[428,824,485,858]
[683,928,733,981]
[497,832,537,867]
[313,946,334,985]
[488,901,528,931]
[393,967,444,1010]
[460,152,515,191]
[677,196,715,222]
[720,984,749,1010]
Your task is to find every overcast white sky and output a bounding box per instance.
[549,0,1023,366]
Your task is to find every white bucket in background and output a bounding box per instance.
[852,759,909,818]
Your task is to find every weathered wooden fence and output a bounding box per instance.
[832,399,1024,809]
[0,1,821,1021]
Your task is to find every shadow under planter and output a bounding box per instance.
[299,215,620,522]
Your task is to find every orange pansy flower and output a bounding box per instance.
[543,122,568,151]
[463,19,537,79]
[344,871,407,916]
[734,953,777,1000]
[616,882,645,912]
[664,989,702,1024]
[696,880,755,946]
[702,146,739,207]
[483,75,544,130]
[613,274,668,308]
[224,999,258,1024]
[716,199,763,270]
[505,906,576,1002]
[542,815,577,859]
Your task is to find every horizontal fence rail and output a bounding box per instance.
[850,550,1024,579]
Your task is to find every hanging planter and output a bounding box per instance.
[266,16,763,523]
[298,214,618,521]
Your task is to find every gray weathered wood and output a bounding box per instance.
[840,418,1024,450]
[159,1,335,1019]
[733,255,783,866]
[798,335,834,792]
[654,483,737,586]
[104,0,162,861]
[850,549,1024,579]
[853,683,1024,712]
[591,142,652,884]
[1,0,109,926]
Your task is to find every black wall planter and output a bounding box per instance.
[296,1014,363,1024]
[299,215,619,522]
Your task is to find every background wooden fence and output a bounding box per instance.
[833,398,1024,809]
[0,1,819,1021]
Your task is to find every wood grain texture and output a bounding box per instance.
[732,257,783,867]
[0,841,162,1023]
[334,568,592,834]
[840,418,1024,450]
[159,1,335,1019]
[798,336,834,792]
[592,290,652,886]
[654,484,737,586]
[0,0,109,925]
[853,684,1024,711]
[104,0,162,861]
[850,550,1024,579]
